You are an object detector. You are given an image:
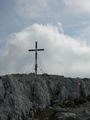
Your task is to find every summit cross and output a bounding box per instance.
[28,41,44,74]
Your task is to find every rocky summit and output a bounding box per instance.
[0,73,90,120]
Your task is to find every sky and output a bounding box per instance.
[0,0,90,77]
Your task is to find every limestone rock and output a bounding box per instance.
[33,76,50,108]
[0,74,89,120]
[54,110,78,120]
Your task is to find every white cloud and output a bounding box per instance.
[1,23,90,77]
[15,0,90,20]
[64,0,90,14]
[16,0,50,18]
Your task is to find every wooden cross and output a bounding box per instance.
[28,41,44,74]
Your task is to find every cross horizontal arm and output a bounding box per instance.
[28,49,44,52]
[37,49,44,51]
[28,49,35,52]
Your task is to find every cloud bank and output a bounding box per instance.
[0,23,90,77]
[16,0,90,19]
[16,0,50,19]
[64,0,90,14]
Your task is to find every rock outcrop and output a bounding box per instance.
[53,108,78,120]
[0,73,89,120]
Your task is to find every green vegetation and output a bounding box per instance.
[34,95,90,120]
[62,100,75,108]
[74,97,87,106]
[59,95,90,108]
[86,94,90,101]
[35,107,55,120]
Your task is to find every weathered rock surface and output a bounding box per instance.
[0,73,89,120]
[54,110,78,120]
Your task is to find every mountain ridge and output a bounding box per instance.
[0,73,90,120]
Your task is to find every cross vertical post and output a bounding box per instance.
[35,41,37,74]
[28,41,44,75]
